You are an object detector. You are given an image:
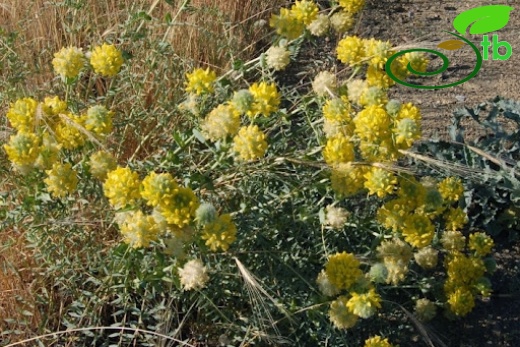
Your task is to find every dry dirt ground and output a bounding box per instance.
[359,1,520,346]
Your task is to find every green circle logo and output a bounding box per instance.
[385,31,483,89]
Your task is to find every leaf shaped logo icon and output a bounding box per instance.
[453,5,514,35]
[437,40,465,50]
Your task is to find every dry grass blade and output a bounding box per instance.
[233,257,294,345]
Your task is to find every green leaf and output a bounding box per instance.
[453,5,514,35]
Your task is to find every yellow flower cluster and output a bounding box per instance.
[103,166,141,209]
[88,150,117,181]
[338,0,365,14]
[140,172,199,228]
[290,0,318,25]
[323,135,355,166]
[201,213,237,251]
[364,167,397,198]
[444,247,492,316]
[248,82,281,118]
[438,177,464,203]
[119,210,159,248]
[4,132,41,169]
[269,8,305,40]
[364,336,394,347]
[233,125,268,161]
[376,238,412,285]
[330,164,367,197]
[201,103,240,141]
[325,252,363,290]
[83,105,114,136]
[89,43,124,77]
[346,288,381,318]
[44,162,78,198]
[6,98,38,132]
[185,67,217,95]
[52,46,85,78]
[336,36,366,67]
[54,113,87,150]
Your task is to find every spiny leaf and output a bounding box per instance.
[437,39,465,50]
[453,5,514,35]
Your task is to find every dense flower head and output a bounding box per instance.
[441,230,466,252]
[354,105,391,143]
[402,214,435,248]
[83,105,113,136]
[329,296,359,329]
[323,118,354,138]
[231,89,254,114]
[358,138,399,162]
[366,65,395,89]
[35,134,61,170]
[397,175,426,210]
[247,82,281,117]
[396,102,421,121]
[377,238,412,285]
[394,118,421,148]
[4,131,41,168]
[158,186,199,227]
[323,134,355,166]
[469,232,494,256]
[322,96,352,122]
[368,263,388,284]
[316,269,341,297]
[290,0,319,25]
[140,172,178,207]
[307,14,330,36]
[195,202,218,225]
[103,166,141,209]
[385,99,402,116]
[346,79,367,105]
[119,210,159,248]
[54,114,87,150]
[377,198,411,232]
[201,213,237,251]
[347,288,382,318]
[44,162,78,198]
[88,150,117,181]
[444,207,468,231]
[312,71,337,97]
[330,164,367,197]
[330,10,354,33]
[364,335,393,347]
[415,298,437,322]
[364,167,397,198]
[52,46,85,78]
[42,96,67,117]
[178,259,209,291]
[233,125,268,161]
[90,43,124,77]
[416,187,445,218]
[325,205,350,229]
[185,67,217,95]
[364,38,395,69]
[325,251,363,290]
[359,86,388,107]
[438,177,464,203]
[6,98,38,132]
[447,287,475,316]
[445,252,486,289]
[337,36,366,67]
[339,0,365,14]
[269,8,305,40]
[265,45,291,71]
[201,103,240,141]
[414,246,439,269]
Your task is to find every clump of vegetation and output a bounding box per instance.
[1,1,518,346]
